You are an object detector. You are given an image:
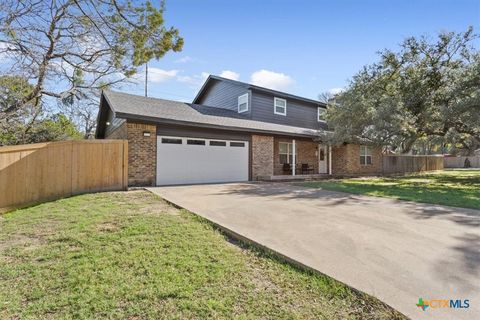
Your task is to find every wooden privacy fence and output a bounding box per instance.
[444,156,480,168]
[382,155,444,174]
[0,140,128,211]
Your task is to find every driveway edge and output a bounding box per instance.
[147,188,409,319]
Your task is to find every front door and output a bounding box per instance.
[318,144,328,174]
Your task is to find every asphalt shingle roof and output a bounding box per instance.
[103,91,324,138]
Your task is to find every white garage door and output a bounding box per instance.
[156,136,249,185]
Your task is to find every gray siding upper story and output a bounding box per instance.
[194,77,327,130]
[251,90,326,130]
[195,79,251,117]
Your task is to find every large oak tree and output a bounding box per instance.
[326,28,480,154]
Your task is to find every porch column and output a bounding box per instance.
[328,145,332,175]
[292,139,296,176]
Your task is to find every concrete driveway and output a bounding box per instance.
[148,183,479,320]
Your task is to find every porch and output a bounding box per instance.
[257,136,332,180]
[258,173,330,181]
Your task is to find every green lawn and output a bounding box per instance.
[0,191,404,319]
[303,169,480,209]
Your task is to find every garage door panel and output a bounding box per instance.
[157,136,249,185]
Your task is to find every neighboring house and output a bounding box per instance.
[96,75,382,186]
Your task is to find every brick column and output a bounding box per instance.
[126,123,157,186]
[251,135,274,180]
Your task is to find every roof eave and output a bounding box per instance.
[115,112,320,138]
[248,86,327,107]
[95,92,111,138]
[192,75,216,104]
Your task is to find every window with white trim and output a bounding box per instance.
[238,93,249,113]
[360,146,373,165]
[317,107,326,122]
[274,97,287,116]
[279,142,294,164]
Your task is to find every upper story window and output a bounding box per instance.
[238,93,249,113]
[360,145,373,165]
[317,107,326,122]
[274,97,287,116]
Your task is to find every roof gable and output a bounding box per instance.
[193,75,327,108]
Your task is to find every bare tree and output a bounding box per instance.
[59,95,98,139]
[0,0,183,120]
[318,91,335,104]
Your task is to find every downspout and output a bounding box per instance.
[328,145,332,175]
[292,139,296,176]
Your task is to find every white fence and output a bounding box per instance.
[444,156,480,168]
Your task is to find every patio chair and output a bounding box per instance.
[283,163,292,175]
[301,163,314,174]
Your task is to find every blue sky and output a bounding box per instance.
[123,0,480,102]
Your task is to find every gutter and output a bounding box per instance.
[115,112,323,139]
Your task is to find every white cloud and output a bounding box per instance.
[49,59,75,75]
[219,70,240,81]
[177,72,209,87]
[327,87,344,95]
[250,69,294,91]
[0,42,10,53]
[148,68,179,83]
[174,56,192,63]
[77,35,104,55]
[131,67,179,84]
[0,42,15,61]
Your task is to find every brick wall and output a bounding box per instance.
[273,138,318,175]
[106,121,157,186]
[103,121,383,185]
[332,144,382,175]
[126,123,157,186]
[251,135,274,179]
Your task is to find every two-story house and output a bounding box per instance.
[95,75,382,186]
